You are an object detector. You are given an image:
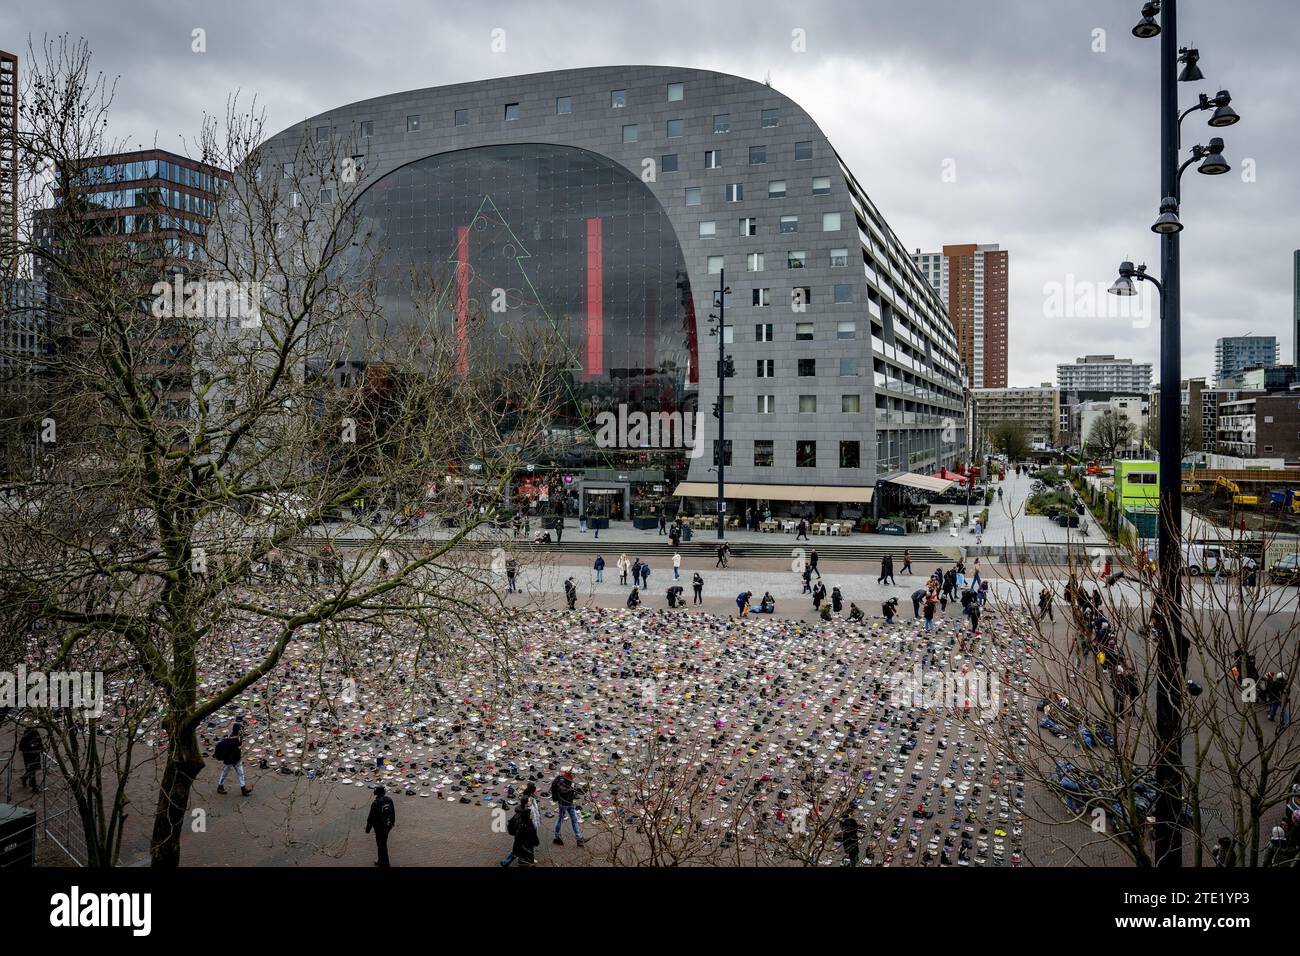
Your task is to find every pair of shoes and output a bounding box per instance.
[553,837,564,846]
[241,786,252,796]
[576,838,586,847]
[217,786,228,794]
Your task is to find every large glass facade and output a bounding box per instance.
[348,143,700,513]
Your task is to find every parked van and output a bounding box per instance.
[1183,542,1241,576]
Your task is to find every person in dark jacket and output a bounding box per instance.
[593,555,605,583]
[831,586,844,615]
[215,722,251,796]
[626,587,641,609]
[880,598,897,623]
[564,577,577,610]
[692,572,704,605]
[911,588,927,618]
[19,727,42,792]
[501,783,540,866]
[551,769,584,846]
[365,785,396,867]
[849,602,866,623]
[553,515,564,544]
[839,814,861,867]
[812,581,827,611]
[809,549,821,579]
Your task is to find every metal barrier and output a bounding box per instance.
[38,752,87,867]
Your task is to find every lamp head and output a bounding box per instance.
[1207,90,1240,127]
[1151,196,1183,234]
[1132,1,1162,38]
[1197,137,1230,175]
[1178,47,1204,83]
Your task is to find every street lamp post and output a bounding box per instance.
[1109,0,1241,868]
[711,271,732,540]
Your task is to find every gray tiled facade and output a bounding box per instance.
[259,66,967,492]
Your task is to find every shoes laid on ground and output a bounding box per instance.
[217,786,228,794]
[241,787,252,796]
[553,837,564,846]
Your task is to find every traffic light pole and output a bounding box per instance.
[717,268,726,540]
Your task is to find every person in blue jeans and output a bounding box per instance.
[551,769,584,846]
[1266,672,1290,725]
[594,555,605,583]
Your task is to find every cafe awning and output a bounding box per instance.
[882,472,954,493]
[671,481,873,503]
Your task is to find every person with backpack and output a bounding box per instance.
[551,769,584,846]
[593,555,605,583]
[692,572,704,606]
[501,783,540,867]
[365,784,396,867]
[215,722,251,796]
[641,561,651,589]
[564,577,577,610]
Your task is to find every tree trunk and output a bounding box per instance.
[150,721,204,867]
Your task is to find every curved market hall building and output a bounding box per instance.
[260,66,968,520]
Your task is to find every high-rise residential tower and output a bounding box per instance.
[912,243,1008,388]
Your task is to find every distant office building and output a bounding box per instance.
[1073,396,1147,454]
[1058,354,1152,394]
[973,385,1058,449]
[0,274,44,396]
[912,243,1008,388]
[1214,334,1278,386]
[1181,377,1207,454]
[1,50,16,276]
[1217,363,1300,392]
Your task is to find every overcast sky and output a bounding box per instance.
[5,0,1297,385]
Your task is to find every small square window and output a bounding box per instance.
[796,440,817,468]
[707,255,724,274]
[761,108,781,128]
[360,121,373,138]
[318,187,334,203]
[795,141,813,161]
[780,215,799,233]
[623,124,639,143]
[796,326,814,344]
[754,439,774,466]
[667,118,684,138]
[685,186,702,206]
[757,359,775,378]
[705,150,721,169]
[726,183,744,202]
[812,176,832,195]
[662,153,679,173]
[755,324,774,342]
[611,89,627,108]
[752,288,771,307]
[699,220,716,238]
[833,284,853,304]
[454,109,469,127]
[504,103,520,121]
[315,126,330,143]
[746,252,764,272]
[799,395,818,413]
[556,96,573,114]
[830,248,849,267]
[282,161,294,178]
[749,145,767,165]
[713,113,730,133]
[839,440,860,468]
[839,357,858,375]
[668,82,684,102]
[842,394,861,413]
[837,321,857,338]
[768,180,787,198]
[823,212,842,231]
[405,115,420,132]
[787,251,806,269]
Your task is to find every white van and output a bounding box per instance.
[1184,543,1241,576]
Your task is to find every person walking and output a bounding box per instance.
[902,549,912,575]
[365,785,396,867]
[1037,587,1054,623]
[215,722,251,796]
[809,548,821,579]
[641,561,651,590]
[796,518,809,541]
[715,543,729,569]
[554,515,564,545]
[501,783,541,867]
[18,727,42,792]
[505,557,518,594]
[551,769,584,846]
[672,551,681,580]
[617,553,630,586]
[564,577,577,610]
[884,554,896,585]
[593,555,605,584]
[658,512,667,535]
[692,571,704,605]
[877,557,888,585]
[812,581,827,611]
[801,566,813,595]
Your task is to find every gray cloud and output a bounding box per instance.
[4,0,1295,384]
